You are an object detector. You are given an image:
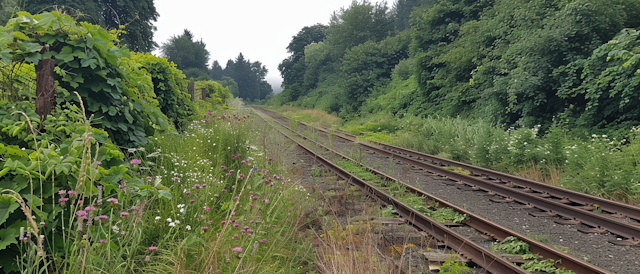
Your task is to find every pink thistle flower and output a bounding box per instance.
[130,159,141,165]
[201,227,208,231]
[185,191,191,195]
[118,185,125,189]
[222,189,227,192]
[68,190,77,195]
[226,173,232,176]
[221,221,226,224]
[251,220,255,223]
[263,199,269,203]
[247,229,253,233]
[268,157,272,161]
[262,239,267,242]
[107,198,118,204]
[241,160,247,164]
[76,211,88,217]
[231,212,236,216]
[231,154,236,158]
[205,207,211,211]
[202,184,207,187]
[250,204,254,208]
[59,198,69,202]
[240,229,246,233]
[172,177,181,181]
[58,190,67,194]
[77,200,83,205]
[272,225,277,228]
[40,222,45,225]
[120,212,130,217]
[233,247,243,252]
[194,184,201,188]
[233,235,238,239]
[265,179,270,183]
[100,239,106,243]
[239,174,244,178]
[221,165,226,169]
[190,199,195,204]
[98,215,108,220]
[248,233,252,236]
[148,246,158,251]
[94,161,102,166]
[237,154,242,157]
[234,224,239,227]
[84,206,96,211]
[234,196,239,200]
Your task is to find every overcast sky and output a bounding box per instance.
[153,0,356,93]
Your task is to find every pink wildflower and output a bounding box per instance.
[130,159,141,164]
[120,212,130,217]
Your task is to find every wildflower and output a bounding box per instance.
[99,239,106,243]
[118,185,125,189]
[58,190,67,195]
[145,255,150,262]
[202,184,207,187]
[167,218,172,222]
[148,246,158,251]
[234,224,239,227]
[169,222,176,227]
[234,196,239,200]
[221,221,226,224]
[239,174,244,178]
[130,159,141,165]
[222,189,227,192]
[205,207,211,211]
[247,229,253,233]
[186,225,191,230]
[98,215,108,220]
[231,212,236,216]
[221,165,226,169]
[250,204,254,208]
[76,211,88,217]
[265,179,270,183]
[84,206,96,211]
[233,247,243,252]
[68,190,77,195]
[233,235,238,239]
[201,227,208,231]
[185,191,191,195]
[59,198,69,203]
[251,220,255,223]
[190,199,195,204]
[194,184,201,188]
[120,212,130,217]
[226,173,232,176]
[106,198,118,204]
[240,229,246,233]
[39,222,45,226]
[172,177,181,181]
[77,200,83,205]
[263,199,269,203]
[262,239,267,242]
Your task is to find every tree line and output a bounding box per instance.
[3,1,272,102]
[271,0,640,135]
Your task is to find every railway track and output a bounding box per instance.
[256,107,640,246]
[252,107,611,274]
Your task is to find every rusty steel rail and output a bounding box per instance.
[253,107,612,274]
[257,107,640,244]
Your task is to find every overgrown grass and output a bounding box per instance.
[7,103,315,273]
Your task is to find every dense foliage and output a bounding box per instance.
[0,11,170,147]
[271,0,640,132]
[212,53,273,101]
[22,0,158,52]
[131,52,196,128]
[160,29,210,76]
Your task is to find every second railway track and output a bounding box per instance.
[253,107,613,274]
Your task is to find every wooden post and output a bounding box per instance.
[201,88,206,101]
[35,45,56,122]
[188,81,195,102]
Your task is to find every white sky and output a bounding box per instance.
[153,0,355,93]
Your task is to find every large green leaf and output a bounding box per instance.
[0,194,19,226]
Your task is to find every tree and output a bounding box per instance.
[22,0,158,52]
[210,60,224,80]
[325,0,395,57]
[221,53,272,101]
[278,24,327,92]
[160,29,210,71]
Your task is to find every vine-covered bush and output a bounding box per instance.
[131,53,196,128]
[194,80,232,105]
[0,11,168,147]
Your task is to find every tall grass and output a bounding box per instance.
[9,103,315,273]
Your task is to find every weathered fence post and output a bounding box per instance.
[201,88,206,101]
[188,81,195,102]
[35,44,56,123]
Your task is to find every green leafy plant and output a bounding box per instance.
[491,236,530,255]
[439,255,472,274]
[522,259,575,274]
